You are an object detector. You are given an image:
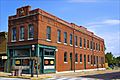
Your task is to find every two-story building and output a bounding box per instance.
[0,32,7,71]
[7,6,105,74]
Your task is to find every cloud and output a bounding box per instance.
[87,19,120,27]
[68,0,98,3]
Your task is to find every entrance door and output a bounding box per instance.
[70,53,72,70]
[43,49,55,73]
[84,55,86,69]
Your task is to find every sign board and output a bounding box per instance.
[2,56,7,59]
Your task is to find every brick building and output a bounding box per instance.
[7,6,105,74]
[0,32,7,71]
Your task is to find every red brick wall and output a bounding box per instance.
[8,6,105,72]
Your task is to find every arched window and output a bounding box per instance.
[64,52,67,62]
[75,53,78,62]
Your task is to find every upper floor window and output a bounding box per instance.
[46,26,51,40]
[96,43,98,50]
[87,40,89,48]
[98,43,100,51]
[75,53,78,62]
[80,37,82,47]
[64,52,67,62]
[93,42,95,50]
[84,38,86,48]
[64,32,67,43]
[75,36,78,46]
[80,54,82,62]
[57,29,61,42]
[70,34,73,45]
[20,26,24,40]
[90,41,93,50]
[12,27,16,41]
[28,24,34,39]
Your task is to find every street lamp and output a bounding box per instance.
[31,45,35,77]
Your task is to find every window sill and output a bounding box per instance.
[46,39,51,42]
[80,62,82,64]
[75,45,78,47]
[64,62,68,64]
[88,62,90,64]
[19,39,24,41]
[70,44,73,46]
[75,62,78,64]
[28,38,33,40]
[84,48,86,49]
[80,47,82,48]
[57,41,61,44]
[11,40,16,42]
[64,43,67,45]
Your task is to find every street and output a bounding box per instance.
[0,77,30,80]
[46,71,120,80]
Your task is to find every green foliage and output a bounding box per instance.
[105,52,120,66]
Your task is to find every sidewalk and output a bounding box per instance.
[0,69,120,80]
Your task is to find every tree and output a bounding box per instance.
[105,52,113,65]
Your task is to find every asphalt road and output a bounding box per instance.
[0,77,29,80]
[46,72,120,80]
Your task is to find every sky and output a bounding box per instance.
[0,0,120,57]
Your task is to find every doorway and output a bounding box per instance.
[84,55,86,69]
[70,53,72,70]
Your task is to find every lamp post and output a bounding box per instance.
[31,45,35,77]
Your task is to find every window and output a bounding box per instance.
[80,37,82,47]
[84,38,86,48]
[57,29,61,42]
[70,34,73,45]
[88,55,90,62]
[98,44,100,51]
[20,26,24,40]
[96,43,98,50]
[64,52,67,62]
[75,53,78,62]
[28,24,34,39]
[75,36,78,46]
[80,54,82,62]
[64,32,67,43]
[93,42,95,50]
[12,27,16,41]
[87,40,89,48]
[90,41,93,50]
[46,26,51,40]
[91,55,92,64]
[94,56,96,64]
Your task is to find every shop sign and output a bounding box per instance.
[15,60,20,64]
[2,56,7,59]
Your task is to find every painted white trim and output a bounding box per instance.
[46,39,51,41]
[11,40,16,42]
[64,62,68,64]
[70,44,73,46]
[80,62,82,64]
[19,39,24,41]
[75,62,78,64]
[44,57,55,59]
[57,41,61,44]
[56,68,106,74]
[64,43,67,45]
[28,38,33,40]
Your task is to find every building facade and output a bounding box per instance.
[7,6,105,74]
[0,32,7,71]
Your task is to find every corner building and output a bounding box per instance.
[7,6,105,74]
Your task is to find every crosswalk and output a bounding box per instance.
[46,77,99,80]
